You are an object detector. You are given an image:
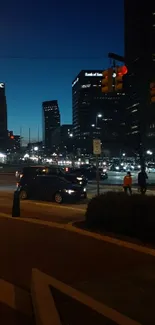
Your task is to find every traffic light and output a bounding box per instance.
[115,65,128,92]
[150,82,155,103]
[101,68,113,93]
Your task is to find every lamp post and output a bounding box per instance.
[96,113,102,128]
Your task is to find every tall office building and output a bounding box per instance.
[42,100,60,153]
[72,70,125,155]
[0,82,7,152]
[60,124,73,154]
[124,1,155,154]
[124,2,155,65]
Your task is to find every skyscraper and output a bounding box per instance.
[0,82,7,151]
[124,2,155,66]
[42,100,60,153]
[124,1,155,155]
[72,70,124,155]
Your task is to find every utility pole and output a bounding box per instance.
[20,127,22,149]
[37,126,40,143]
[37,126,40,164]
[29,128,31,158]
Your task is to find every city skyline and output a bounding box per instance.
[0,0,124,141]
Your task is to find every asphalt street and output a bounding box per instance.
[1,170,155,186]
[0,215,155,324]
[0,173,155,227]
[0,191,86,223]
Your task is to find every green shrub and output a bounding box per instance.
[85,192,155,243]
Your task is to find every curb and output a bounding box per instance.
[0,212,155,257]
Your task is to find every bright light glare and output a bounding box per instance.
[34,146,38,151]
[65,189,75,194]
[69,133,73,137]
[24,154,29,158]
[91,124,95,127]
[97,114,102,118]
[0,153,6,158]
[146,150,153,155]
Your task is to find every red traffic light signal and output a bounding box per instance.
[115,65,128,91]
[101,68,113,93]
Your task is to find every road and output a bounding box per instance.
[1,170,155,186]
[0,191,86,223]
[0,214,155,324]
[0,173,155,227]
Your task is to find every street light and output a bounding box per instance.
[96,113,102,127]
[146,150,153,155]
[97,113,102,118]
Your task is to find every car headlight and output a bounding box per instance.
[77,177,82,181]
[65,189,75,194]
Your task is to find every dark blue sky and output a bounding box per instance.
[0,0,124,142]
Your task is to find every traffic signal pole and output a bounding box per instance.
[108,52,146,171]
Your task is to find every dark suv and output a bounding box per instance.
[17,174,87,203]
[17,166,87,187]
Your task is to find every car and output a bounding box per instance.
[16,165,87,187]
[17,174,87,203]
[68,166,108,181]
[146,163,155,173]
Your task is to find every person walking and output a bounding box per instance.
[123,171,132,195]
[138,168,148,194]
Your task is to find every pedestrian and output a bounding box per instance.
[123,171,132,195]
[138,168,148,194]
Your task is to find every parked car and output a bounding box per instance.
[17,174,87,203]
[16,165,87,187]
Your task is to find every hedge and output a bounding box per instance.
[85,192,155,243]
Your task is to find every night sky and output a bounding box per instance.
[0,0,124,142]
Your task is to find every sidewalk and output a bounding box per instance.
[0,215,155,324]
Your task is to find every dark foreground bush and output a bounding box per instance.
[85,192,155,243]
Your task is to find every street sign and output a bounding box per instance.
[93,139,101,155]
